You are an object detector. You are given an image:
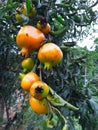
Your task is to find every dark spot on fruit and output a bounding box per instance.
[26,33,28,36]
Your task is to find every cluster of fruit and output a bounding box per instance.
[15,2,51,35]
[20,69,49,114]
[16,5,63,114]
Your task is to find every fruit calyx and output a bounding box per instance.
[20,47,29,57]
[44,62,52,70]
[18,73,25,80]
[35,86,43,94]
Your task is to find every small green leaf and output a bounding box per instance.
[50,27,68,36]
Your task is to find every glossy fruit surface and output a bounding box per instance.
[22,58,34,72]
[38,43,63,69]
[30,81,49,100]
[21,72,40,91]
[29,96,48,114]
[37,21,51,34]
[16,25,45,57]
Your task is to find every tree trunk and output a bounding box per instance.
[0,97,4,126]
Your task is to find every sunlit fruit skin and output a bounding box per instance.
[30,81,49,100]
[21,72,40,91]
[37,21,51,35]
[29,96,48,114]
[22,58,34,72]
[38,43,63,69]
[16,25,46,57]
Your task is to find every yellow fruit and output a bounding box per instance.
[21,72,40,91]
[15,13,23,22]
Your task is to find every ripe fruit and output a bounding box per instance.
[29,96,48,114]
[16,25,46,57]
[22,58,34,72]
[38,43,63,69]
[30,81,49,100]
[21,72,40,91]
[37,21,51,35]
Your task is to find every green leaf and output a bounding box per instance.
[47,87,79,111]
[63,41,76,47]
[46,113,59,128]
[57,15,67,26]
[50,27,68,37]
[26,0,32,14]
[88,98,98,115]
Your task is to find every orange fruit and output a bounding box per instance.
[16,25,46,57]
[38,43,63,69]
[21,72,40,91]
[30,81,49,100]
[29,96,48,114]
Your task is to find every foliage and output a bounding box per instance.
[0,0,98,130]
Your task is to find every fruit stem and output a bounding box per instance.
[52,107,69,130]
[39,68,42,81]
